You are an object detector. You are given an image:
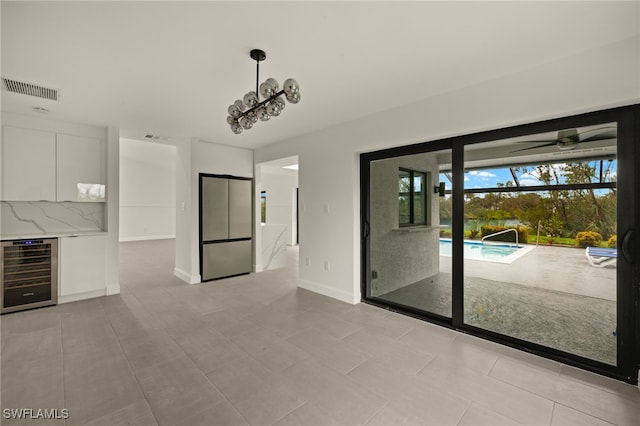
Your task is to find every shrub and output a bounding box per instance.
[480,225,528,244]
[607,235,617,248]
[575,231,603,248]
[440,229,452,238]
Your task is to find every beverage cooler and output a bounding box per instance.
[1,238,58,314]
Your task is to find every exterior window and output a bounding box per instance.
[399,168,428,227]
[260,191,266,223]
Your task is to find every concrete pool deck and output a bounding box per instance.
[441,243,616,301]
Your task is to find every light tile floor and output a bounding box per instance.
[1,239,639,425]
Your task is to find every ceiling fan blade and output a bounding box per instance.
[576,127,617,142]
[578,134,617,144]
[510,142,558,153]
[513,139,558,144]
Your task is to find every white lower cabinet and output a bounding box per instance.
[59,235,106,298]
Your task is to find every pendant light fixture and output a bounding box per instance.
[227,49,301,134]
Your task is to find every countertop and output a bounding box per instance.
[1,230,107,241]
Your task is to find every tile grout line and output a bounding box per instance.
[551,401,621,426]
[58,310,68,426]
[342,355,370,376]
[465,400,526,426]
[362,400,393,425]
[486,354,501,377]
[395,325,416,341]
[487,361,620,425]
[496,355,640,406]
[268,400,307,426]
[99,298,161,426]
[414,353,437,376]
[453,399,473,426]
[555,366,640,404]
[549,401,558,426]
[165,324,253,426]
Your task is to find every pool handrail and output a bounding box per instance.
[481,228,519,248]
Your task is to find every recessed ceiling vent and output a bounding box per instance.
[1,77,59,101]
[144,134,168,141]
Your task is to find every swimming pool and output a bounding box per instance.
[439,239,534,263]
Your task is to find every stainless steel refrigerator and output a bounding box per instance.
[199,174,253,281]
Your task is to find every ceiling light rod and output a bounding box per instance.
[227,49,301,134]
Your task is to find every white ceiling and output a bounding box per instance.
[2,1,638,149]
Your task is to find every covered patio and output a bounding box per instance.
[380,244,617,365]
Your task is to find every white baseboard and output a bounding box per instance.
[174,267,200,284]
[253,263,264,273]
[298,279,359,305]
[119,234,176,242]
[58,289,106,304]
[106,283,120,295]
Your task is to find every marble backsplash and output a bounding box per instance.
[261,223,288,271]
[1,201,104,236]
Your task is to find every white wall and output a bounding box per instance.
[105,127,120,295]
[119,138,176,241]
[174,138,253,284]
[254,36,640,305]
[260,167,298,245]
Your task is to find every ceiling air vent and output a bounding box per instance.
[144,134,169,141]
[1,78,59,101]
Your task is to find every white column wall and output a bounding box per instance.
[105,127,120,295]
[254,36,640,305]
[174,138,253,284]
[174,138,193,283]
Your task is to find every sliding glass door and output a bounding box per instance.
[366,149,453,319]
[462,125,618,366]
[361,105,639,383]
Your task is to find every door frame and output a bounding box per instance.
[360,104,640,383]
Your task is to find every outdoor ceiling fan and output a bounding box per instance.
[510,127,617,153]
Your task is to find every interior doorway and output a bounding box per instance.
[255,156,299,271]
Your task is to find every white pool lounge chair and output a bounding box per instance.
[585,246,617,268]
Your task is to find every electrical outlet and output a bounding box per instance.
[323,203,330,213]
[324,260,330,271]
[305,257,311,266]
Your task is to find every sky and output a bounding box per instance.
[440,160,617,191]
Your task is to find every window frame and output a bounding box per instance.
[399,167,429,227]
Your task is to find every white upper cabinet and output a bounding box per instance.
[0,126,106,202]
[1,126,57,201]
[56,133,105,202]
